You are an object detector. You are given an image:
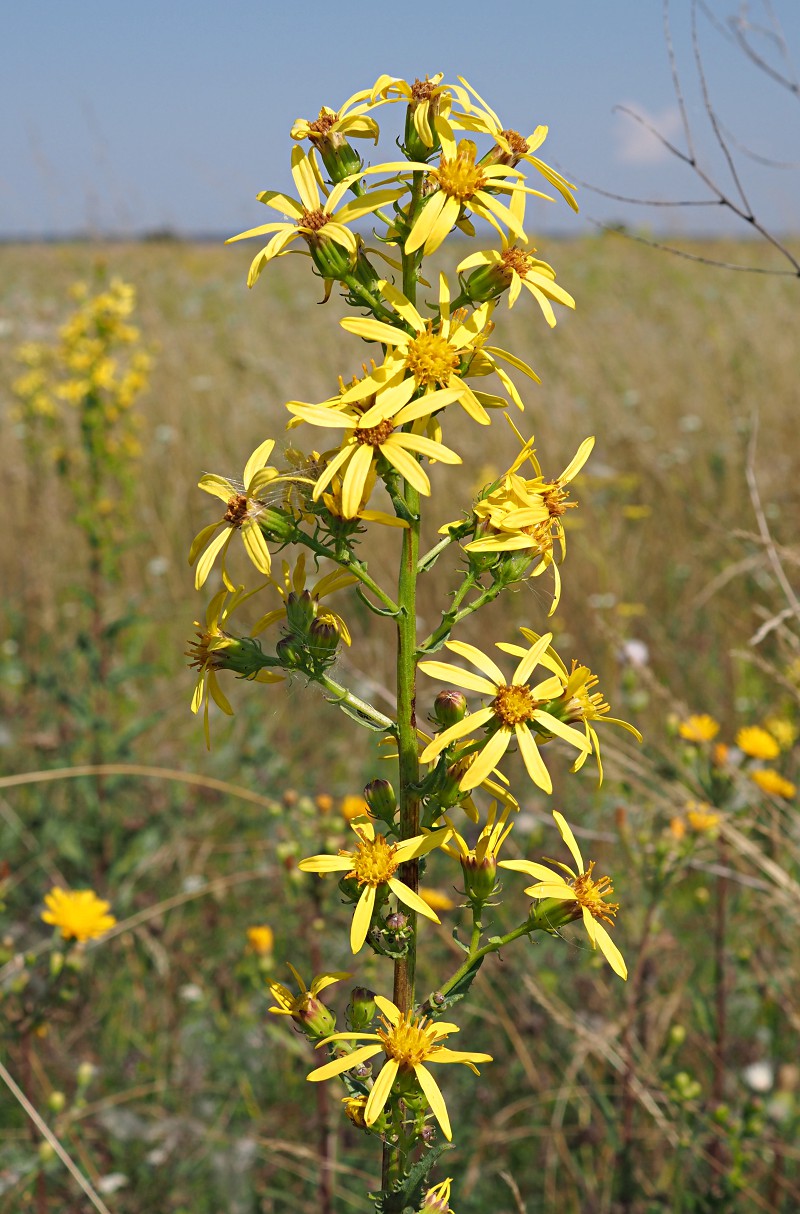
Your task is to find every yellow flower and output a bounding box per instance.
[320,463,410,529]
[447,77,578,210]
[499,631,642,781]
[419,889,456,914]
[252,553,357,643]
[442,801,515,902]
[461,421,594,610]
[420,1177,455,1212]
[291,88,380,146]
[457,239,575,324]
[186,584,283,748]
[286,381,462,519]
[500,811,627,979]
[189,439,302,590]
[41,888,116,943]
[368,73,455,149]
[679,714,720,743]
[685,802,721,834]
[339,274,539,419]
[750,769,796,799]
[737,726,780,760]
[246,925,274,956]
[226,146,403,288]
[307,994,492,1141]
[764,716,798,751]
[418,634,590,794]
[341,795,370,821]
[269,964,350,1038]
[299,820,451,953]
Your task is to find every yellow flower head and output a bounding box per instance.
[41,888,116,943]
[685,802,721,834]
[227,146,404,288]
[287,374,463,519]
[736,726,781,760]
[291,88,380,147]
[749,769,796,799]
[299,820,451,953]
[308,994,492,1141]
[419,633,590,795]
[269,964,350,1038]
[500,812,627,979]
[420,1177,455,1212]
[246,925,274,956]
[500,631,642,781]
[461,420,594,612]
[457,239,575,324]
[339,273,539,421]
[679,714,720,743]
[189,438,307,590]
[442,801,515,902]
[186,584,283,748]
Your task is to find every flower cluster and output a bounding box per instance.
[188,72,640,1208]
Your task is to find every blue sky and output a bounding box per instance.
[2,1,798,239]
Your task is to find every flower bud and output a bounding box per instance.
[307,234,358,282]
[76,1062,95,1089]
[275,636,305,669]
[461,852,498,904]
[433,690,467,729]
[346,986,377,1031]
[285,590,316,635]
[364,779,396,822]
[258,507,297,543]
[47,1090,67,1113]
[308,616,340,661]
[461,260,512,305]
[294,996,337,1040]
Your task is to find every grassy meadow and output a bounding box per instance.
[1,236,798,1213]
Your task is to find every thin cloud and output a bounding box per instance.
[614,103,683,165]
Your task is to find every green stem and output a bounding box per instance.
[291,527,400,615]
[438,910,546,999]
[417,578,503,655]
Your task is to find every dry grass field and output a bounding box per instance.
[1,236,798,1213]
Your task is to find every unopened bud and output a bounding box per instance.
[295,995,337,1040]
[47,1091,67,1113]
[347,986,377,1031]
[364,779,396,822]
[308,616,340,660]
[275,636,305,669]
[285,590,316,634]
[461,852,498,904]
[433,690,467,729]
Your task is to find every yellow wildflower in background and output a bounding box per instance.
[750,769,796,799]
[420,889,457,914]
[679,714,720,743]
[685,802,721,834]
[246,925,274,956]
[501,811,627,979]
[736,726,780,761]
[340,795,370,821]
[307,994,492,1141]
[299,820,451,952]
[41,888,116,943]
[419,634,590,794]
[764,717,798,751]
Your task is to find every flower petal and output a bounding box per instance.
[413,1063,452,1141]
[365,1059,399,1126]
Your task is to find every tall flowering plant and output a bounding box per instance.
[188,73,641,1211]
